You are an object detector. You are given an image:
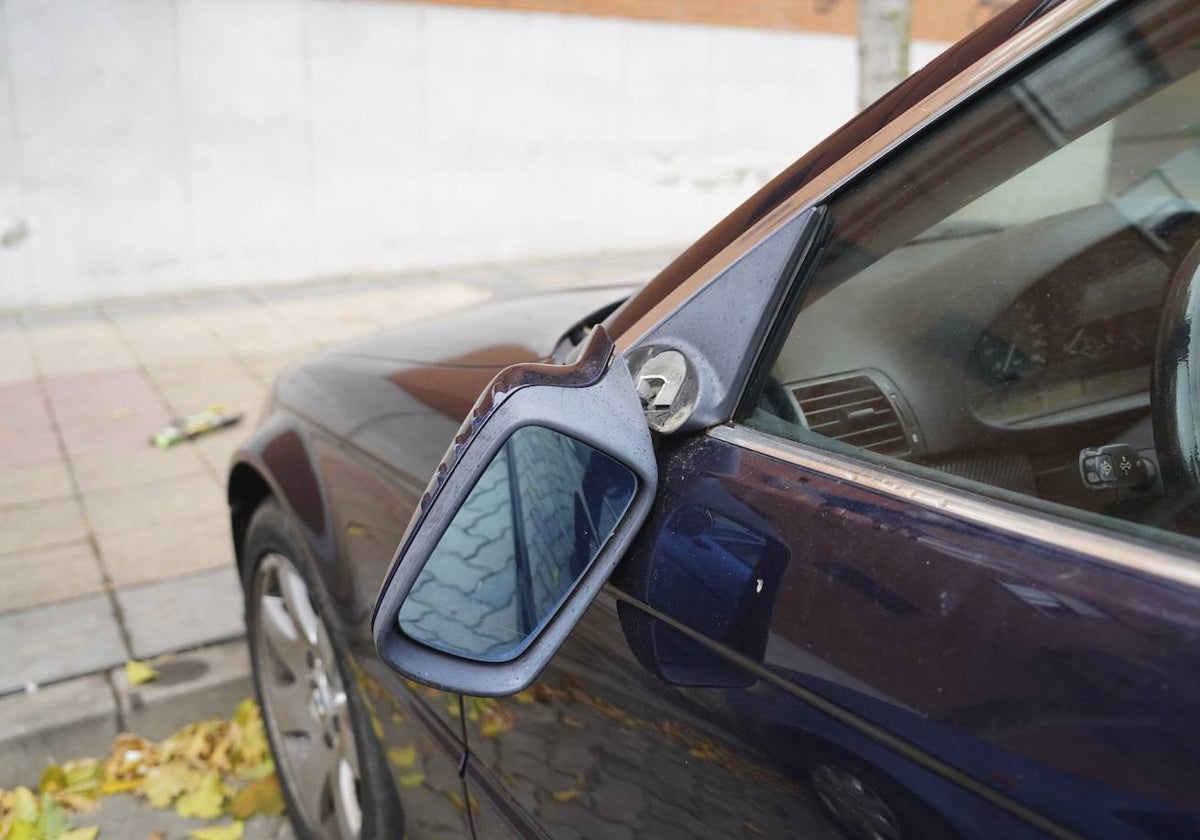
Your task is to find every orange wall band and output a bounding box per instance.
[393,0,1017,44]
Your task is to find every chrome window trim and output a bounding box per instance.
[615,0,1122,358]
[709,424,1200,589]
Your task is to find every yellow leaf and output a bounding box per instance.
[397,772,425,790]
[512,689,536,705]
[232,699,258,728]
[551,788,581,804]
[57,828,100,840]
[227,776,285,820]
[125,660,160,686]
[38,764,67,794]
[102,733,156,782]
[445,789,466,813]
[36,793,67,837]
[175,772,224,819]
[63,759,102,795]
[97,778,141,796]
[386,746,417,770]
[231,760,274,783]
[142,763,203,809]
[7,823,37,840]
[56,794,101,814]
[13,787,38,822]
[188,822,244,840]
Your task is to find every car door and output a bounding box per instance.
[456,1,1200,838]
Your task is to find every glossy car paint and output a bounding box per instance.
[223,0,1200,837]
[229,285,637,838]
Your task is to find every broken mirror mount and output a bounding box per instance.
[630,347,698,433]
[372,326,658,696]
[623,207,824,433]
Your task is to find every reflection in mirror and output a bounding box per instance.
[397,425,638,662]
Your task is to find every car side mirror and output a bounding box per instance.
[372,326,657,696]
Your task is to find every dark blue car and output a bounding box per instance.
[228,0,1200,837]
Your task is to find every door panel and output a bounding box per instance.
[463,588,846,840]
[609,433,1200,839]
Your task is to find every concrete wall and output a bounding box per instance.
[0,0,947,308]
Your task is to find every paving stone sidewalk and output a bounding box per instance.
[0,251,668,700]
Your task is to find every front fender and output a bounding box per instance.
[228,407,337,597]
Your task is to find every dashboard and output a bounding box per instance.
[966,226,1169,428]
[769,203,1200,468]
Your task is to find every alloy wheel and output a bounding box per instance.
[252,552,363,840]
[810,762,902,840]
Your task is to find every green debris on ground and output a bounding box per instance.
[0,699,285,840]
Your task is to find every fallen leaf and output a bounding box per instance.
[175,772,224,819]
[36,792,68,837]
[561,716,584,729]
[57,828,100,840]
[386,746,417,770]
[233,699,257,728]
[512,689,536,705]
[397,772,425,790]
[141,763,202,809]
[125,660,160,687]
[97,778,142,796]
[231,760,274,783]
[13,787,38,822]
[63,760,102,796]
[103,734,156,783]
[38,765,68,794]
[743,820,766,836]
[188,822,244,840]
[56,794,101,814]
[551,788,581,804]
[478,718,512,739]
[445,789,466,813]
[227,776,284,820]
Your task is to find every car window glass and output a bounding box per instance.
[745,0,1200,547]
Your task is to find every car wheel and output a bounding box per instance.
[803,747,957,840]
[242,498,402,840]
[809,760,903,840]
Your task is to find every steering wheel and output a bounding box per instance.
[1152,239,1200,496]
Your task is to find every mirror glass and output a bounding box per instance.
[397,425,638,662]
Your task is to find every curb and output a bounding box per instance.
[0,638,254,789]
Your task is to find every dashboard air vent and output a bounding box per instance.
[790,373,912,457]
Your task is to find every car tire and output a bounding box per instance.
[242,498,404,840]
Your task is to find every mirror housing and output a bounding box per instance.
[372,327,657,696]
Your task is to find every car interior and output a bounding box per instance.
[748,1,1200,538]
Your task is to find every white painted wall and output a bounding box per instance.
[0,0,947,308]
